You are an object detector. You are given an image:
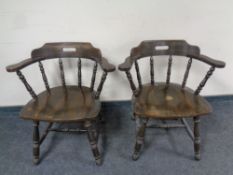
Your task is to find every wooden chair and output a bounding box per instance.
[6,42,115,165]
[118,40,225,161]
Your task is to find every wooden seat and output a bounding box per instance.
[6,42,115,165]
[133,83,212,119]
[119,40,225,161]
[21,86,101,122]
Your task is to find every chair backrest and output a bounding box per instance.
[130,40,200,59]
[119,40,225,96]
[31,42,102,60]
[6,42,115,99]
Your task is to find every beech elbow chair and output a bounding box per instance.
[6,42,115,165]
[118,40,225,160]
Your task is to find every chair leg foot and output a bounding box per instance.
[33,158,39,165]
[195,153,201,161]
[132,152,140,161]
[95,158,102,165]
[85,121,102,166]
[132,117,147,161]
[131,113,136,121]
[99,113,106,124]
[132,137,144,161]
[193,116,201,161]
[33,121,40,165]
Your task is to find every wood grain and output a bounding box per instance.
[133,83,212,119]
[6,42,115,72]
[118,40,225,71]
[20,86,101,122]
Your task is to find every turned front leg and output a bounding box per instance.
[131,113,136,121]
[194,116,201,160]
[132,117,148,160]
[85,120,101,165]
[33,121,40,165]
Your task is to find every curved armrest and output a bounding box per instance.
[6,57,116,73]
[6,58,37,72]
[195,54,225,68]
[118,56,134,71]
[118,54,226,71]
[100,57,116,72]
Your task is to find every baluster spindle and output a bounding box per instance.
[38,61,50,92]
[166,55,173,87]
[150,56,154,85]
[16,70,37,99]
[59,58,66,88]
[90,62,98,91]
[194,66,215,95]
[135,60,142,89]
[95,72,108,99]
[78,58,82,87]
[182,58,192,89]
[125,70,137,96]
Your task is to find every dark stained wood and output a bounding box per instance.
[194,66,215,95]
[134,60,142,89]
[39,123,53,145]
[20,86,101,122]
[98,57,115,72]
[33,121,40,165]
[166,55,172,86]
[118,56,133,71]
[194,116,201,160]
[147,122,185,129]
[125,71,137,96]
[150,56,154,85]
[181,118,194,140]
[182,58,192,88]
[38,61,50,92]
[90,62,98,91]
[133,83,212,119]
[131,40,200,59]
[118,40,225,71]
[48,128,87,133]
[31,42,102,59]
[59,58,66,88]
[198,54,225,68]
[6,42,115,165]
[95,72,108,99]
[16,70,37,99]
[85,120,102,165]
[118,40,225,161]
[77,58,82,87]
[6,43,115,72]
[132,117,148,160]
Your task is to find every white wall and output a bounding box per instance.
[0,0,232,106]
